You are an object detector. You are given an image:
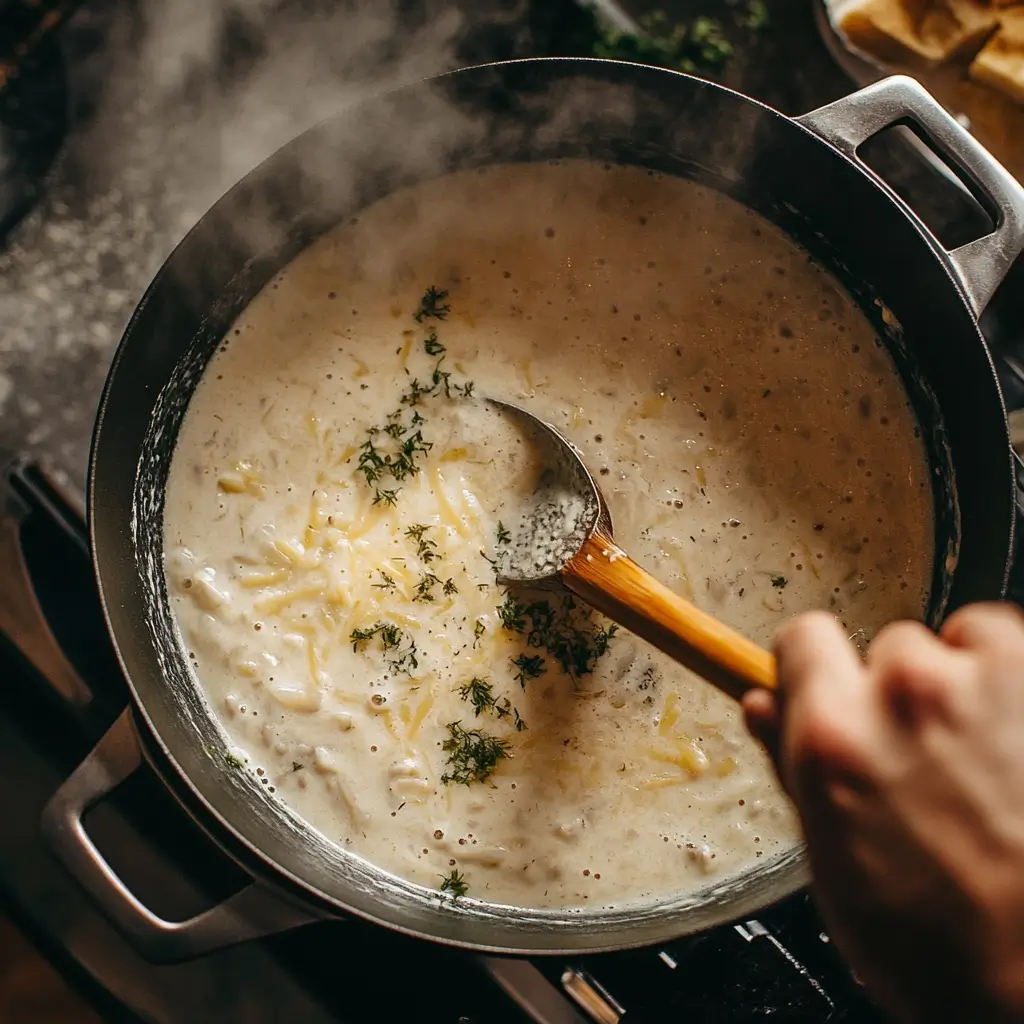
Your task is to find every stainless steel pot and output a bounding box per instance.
[42,59,1024,963]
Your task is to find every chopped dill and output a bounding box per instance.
[513,708,527,733]
[378,623,403,651]
[457,677,510,720]
[372,571,397,592]
[414,285,451,322]
[413,572,440,602]
[496,521,512,546]
[498,592,620,678]
[350,623,385,650]
[594,624,620,657]
[406,523,439,563]
[473,619,486,648]
[497,594,526,632]
[511,653,546,687]
[441,721,511,785]
[400,377,433,408]
[771,575,788,589]
[431,359,452,398]
[372,488,398,507]
[350,621,418,674]
[352,290,475,505]
[442,577,459,596]
[439,869,468,898]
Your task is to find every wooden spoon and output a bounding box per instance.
[489,399,777,702]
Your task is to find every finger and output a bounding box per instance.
[868,619,972,727]
[941,602,1024,652]
[742,688,780,765]
[775,611,864,705]
[774,612,868,797]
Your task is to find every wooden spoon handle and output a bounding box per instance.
[562,528,777,702]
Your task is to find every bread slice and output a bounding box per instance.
[970,9,1024,101]
[839,0,1001,66]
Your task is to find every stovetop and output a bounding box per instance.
[2,1,1024,1021]
[0,455,889,1023]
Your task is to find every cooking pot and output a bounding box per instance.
[41,58,1024,963]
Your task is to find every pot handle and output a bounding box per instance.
[41,709,330,963]
[796,75,1024,317]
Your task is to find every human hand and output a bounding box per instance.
[743,604,1024,1024]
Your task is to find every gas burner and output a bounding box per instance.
[0,2,71,242]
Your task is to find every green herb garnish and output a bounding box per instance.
[511,653,545,687]
[441,721,511,785]
[424,332,445,356]
[473,619,486,648]
[414,285,451,323]
[372,571,397,592]
[350,621,418,673]
[442,578,458,596]
[440,869,468,898]
[373,488,399,507]
[413,572,440,603]
[406,523,438,563]
[498,594,526,632]
[771,575,788,589]
[499,593,619,678]
[225,752,245,769]
[496,521,512,546]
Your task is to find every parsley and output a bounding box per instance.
[496,521,512,546]
[440,869,468,898]
[441,721,511,785]
[511,653,545,687]
[406,524,439,562]
[424,332,445,356]
[414,285,451,322]
[225,752,245,769]
[771,575,788,589]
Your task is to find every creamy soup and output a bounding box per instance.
[163,161,935,909]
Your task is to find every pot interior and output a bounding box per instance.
[92,58,1013,952]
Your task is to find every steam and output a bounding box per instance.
[99,0,469,233]
[0,0,475,485]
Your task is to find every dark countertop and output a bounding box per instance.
[0,0,981,494]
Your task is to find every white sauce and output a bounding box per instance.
[163,161,934,909]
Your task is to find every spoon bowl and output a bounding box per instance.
[488,397,778,701]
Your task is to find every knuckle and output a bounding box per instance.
[941,602,1024,649]
[880,656,955,713]
[777,611,838,649]
[868,619,932,665]
[787,702,872,782]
